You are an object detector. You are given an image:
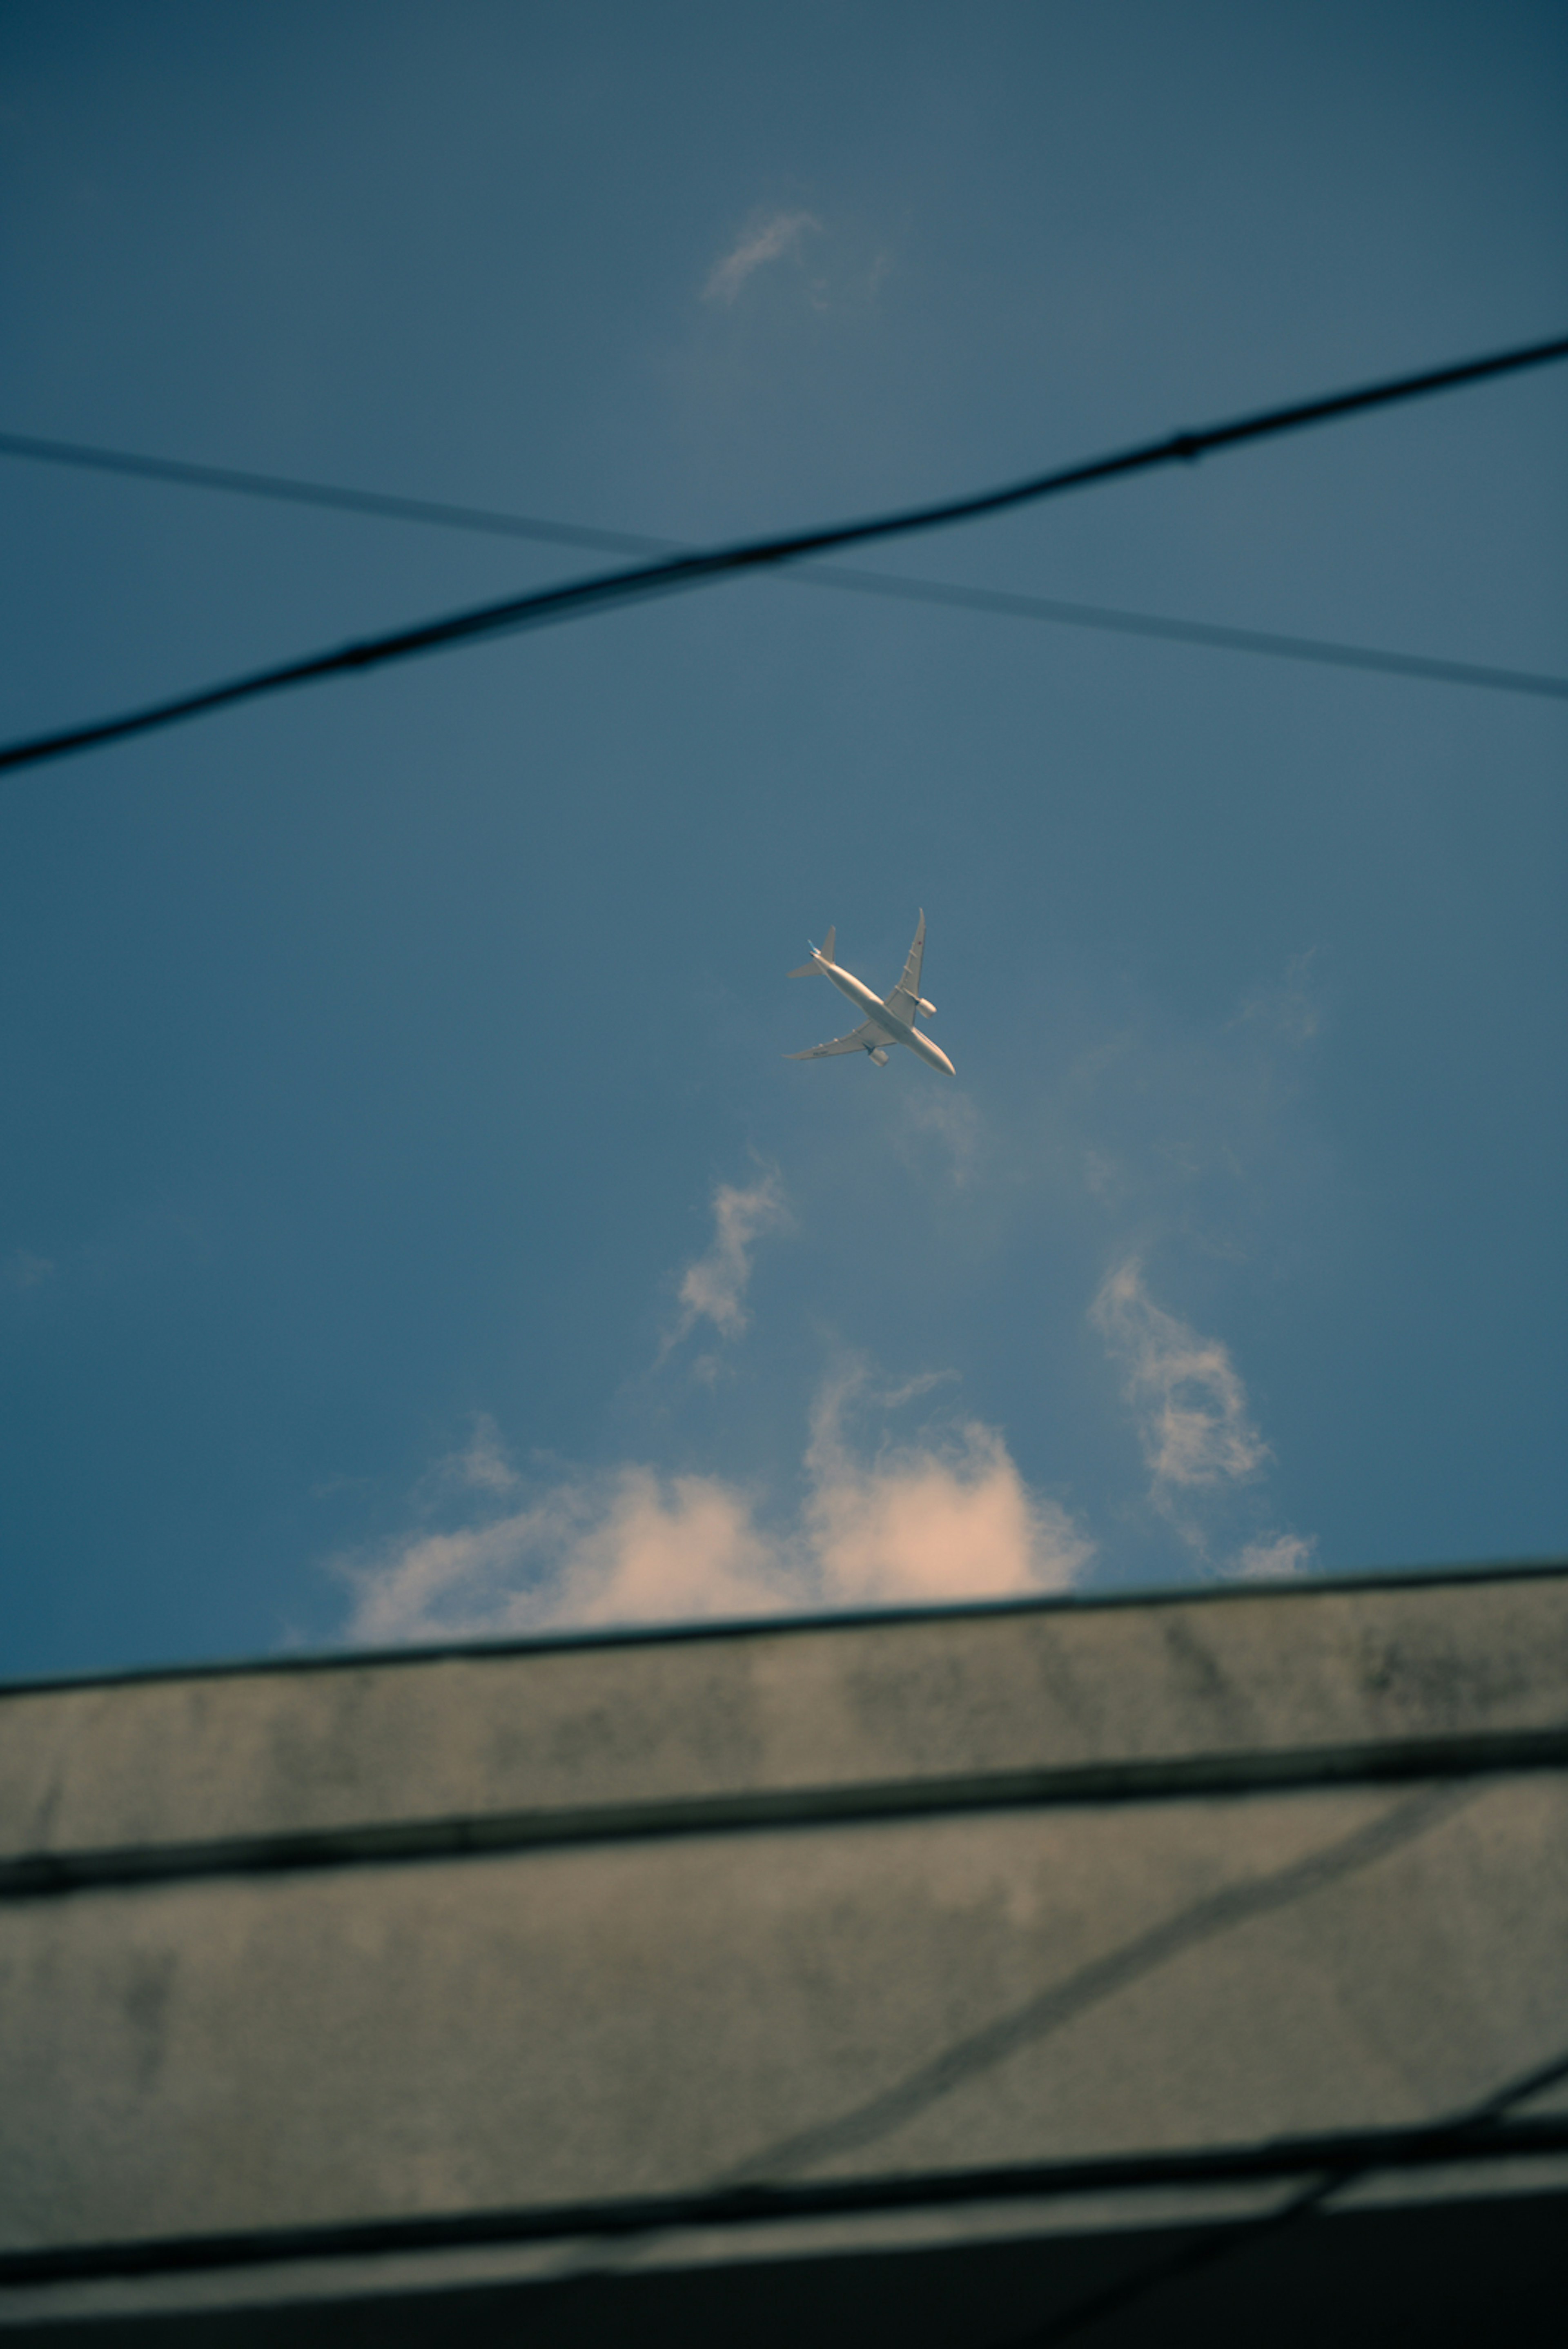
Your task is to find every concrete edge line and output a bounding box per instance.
[4,1726,1566,1899]
[12,2170,1568,2332]
[3,2121,1566,2298]
[4,1556,1563,1700]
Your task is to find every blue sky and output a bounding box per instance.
[1,0,1564,1677]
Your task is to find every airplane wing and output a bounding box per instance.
[880,909,926,1025]
[786,1020,884,1060]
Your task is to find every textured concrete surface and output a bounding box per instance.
[4,1776,1567,2249]
[2,1568,1565,2341]
[4,1570,1567,1857]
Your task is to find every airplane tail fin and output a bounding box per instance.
[788,925,835,976]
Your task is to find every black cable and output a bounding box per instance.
[2,330,1564,775]
[998,2042,1568,2347]
[4,426,1564,702]
[808,567,1568,700]
[5,2095,1564,2287]
[0,428,671,558]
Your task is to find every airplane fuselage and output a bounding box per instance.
[821,957,956,1075]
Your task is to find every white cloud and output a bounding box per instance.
[338,1368,1092,1645]
[1091,1258,1269,1494]
[804,1362,1092,1605]
[346,1501,564,1646]
[526,1470,792,1628]
[875,1370,957,1411]
[664,1173,788,1356]
[1090,1258,1312,1579]
[704,209,821,303]
[1234,1534,1316,1580]
[346,1466,793,1645]
[435,1414,520,1496]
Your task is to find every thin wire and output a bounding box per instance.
[2,329,1564,775]
[1002,2041,1568,2347]
[4,426,1564,703]
[5,2113,1563,2288]
[0,429,672,558]
[808,567,1568,700]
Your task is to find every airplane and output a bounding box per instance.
[786,910,956,1075]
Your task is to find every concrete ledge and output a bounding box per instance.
[4,1566,1566,1864]
[3,1567,1566,2343]
[5,1725,1568,1900]
[3,2166,1565,2346]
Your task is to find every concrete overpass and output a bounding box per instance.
[2,1563,1565,2344]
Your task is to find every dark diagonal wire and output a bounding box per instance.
[0,429,673,559]
[4,427,1565,704]
[805,568,1568,699]
[999,2040,1568,2348]
[2,330,1565,775]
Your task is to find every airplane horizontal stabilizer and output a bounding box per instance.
[788,922,836,976]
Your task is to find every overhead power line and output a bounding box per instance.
[806,566,1568,699]
[1004,2039,1568,2347]
[4,2040,1562,2292]
[4,426,1565,704]
[0,428,671,559]
[2,330,1564,776]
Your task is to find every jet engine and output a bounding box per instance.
[868,1046,890,1066]
[916,998,937,1020]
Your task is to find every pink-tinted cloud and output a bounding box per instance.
[703,210,821,303]
[340,1368,1091,1645]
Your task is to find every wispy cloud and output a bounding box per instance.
[1234,1534,1316,1580]
[3,1249,54,1292]
[704,209,821,303]
[1090,1258,1313,1578]
[1232,949,1325,1047]
[1091,1258,1269,1493]
[1025,948,1339,1268]
[338,1368,1092,1645]
[431,1412,520,1496]
[663,1172,789,1358]
[895,1086,983,1189]
[344,1464,791,1645]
